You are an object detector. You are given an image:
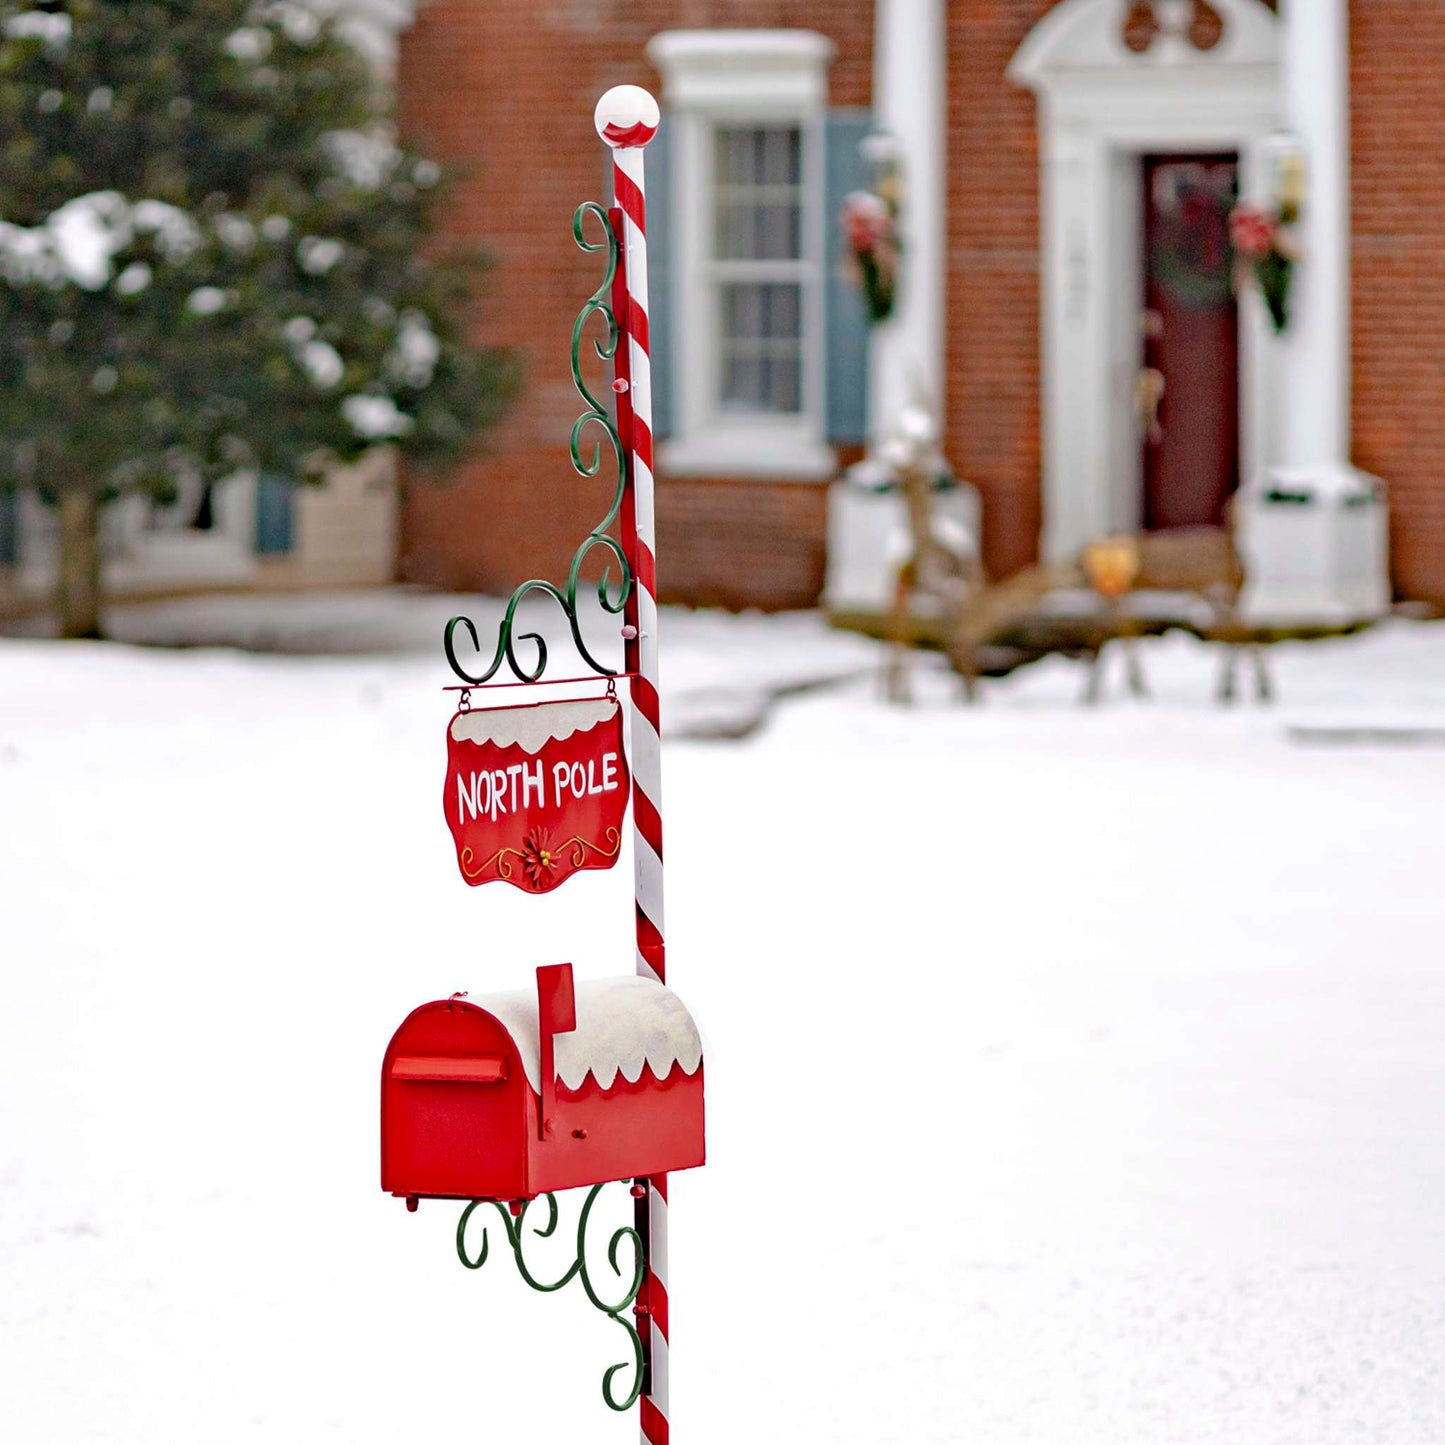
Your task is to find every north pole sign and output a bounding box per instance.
[443,696,630,893]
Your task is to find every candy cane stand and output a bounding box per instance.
[381,87,698,1438]
[594,83,675,1445]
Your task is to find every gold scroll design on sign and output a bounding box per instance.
[461,827,623,890]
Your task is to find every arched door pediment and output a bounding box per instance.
[1009,0,1278,90]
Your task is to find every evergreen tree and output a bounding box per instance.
[0,0,515,637]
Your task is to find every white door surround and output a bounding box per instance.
[1008,0,1281,562]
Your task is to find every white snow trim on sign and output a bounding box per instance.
[476,976,703,1094]
[450,697,617,754]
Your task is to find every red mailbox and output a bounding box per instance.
[381,965,704,1204]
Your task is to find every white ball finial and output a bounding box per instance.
[594,86,660,150]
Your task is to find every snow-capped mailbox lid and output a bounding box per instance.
[381,964,704,1204]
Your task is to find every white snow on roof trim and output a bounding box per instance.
[450,697,618,754]
[475,976,703,1094]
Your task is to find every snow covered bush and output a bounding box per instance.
[0,0,517,636]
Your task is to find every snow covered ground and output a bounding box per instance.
[3,592,1445,1443]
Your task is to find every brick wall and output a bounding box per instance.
[943,1,1054,581]
[653,475,829,608]
[1351,0,1445,606]
[396,1,872,610]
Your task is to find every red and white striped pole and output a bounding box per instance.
[595,85,670,1445]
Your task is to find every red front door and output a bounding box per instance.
[1140,153,1240,531]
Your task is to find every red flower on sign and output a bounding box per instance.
[519,827,557,891]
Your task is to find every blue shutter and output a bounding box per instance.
[254,474,295,555]
[645,119,673,441]
[824,109,873,445]
[0,489,17,567]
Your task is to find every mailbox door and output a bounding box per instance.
[382,1002,528,1201]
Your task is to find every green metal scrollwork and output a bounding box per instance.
[445,202,631,685]
[456,1185,646,1411]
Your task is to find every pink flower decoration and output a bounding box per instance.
[1229,204,1276,260]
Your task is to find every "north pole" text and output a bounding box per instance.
[456,753,620,825]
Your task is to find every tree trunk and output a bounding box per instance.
[57,489,103,640]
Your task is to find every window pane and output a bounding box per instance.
[714,124,802,262]
[723,284,764,340]
[720,282,802,415]
[715,202,742,261]
[761,127,800,186]
[718,127,754,185]
[723,283,801,342]
[762,357,800,414]
[723,356,763,410]
[714,195,750,260]
[767,284,799,338]
[755,203,799,261]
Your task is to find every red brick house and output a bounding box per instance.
[380,1,1441,619]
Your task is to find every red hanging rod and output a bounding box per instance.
[442,671,639,693]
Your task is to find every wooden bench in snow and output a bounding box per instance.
[381,966,704,1206]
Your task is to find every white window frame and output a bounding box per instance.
[648,29,836,481]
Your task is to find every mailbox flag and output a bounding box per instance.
[443,696,631,894]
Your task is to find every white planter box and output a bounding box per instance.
[824,476,980,614]
[1239,465,1390,626]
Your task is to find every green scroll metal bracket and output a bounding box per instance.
[444,203,631,686]
[456,1184,645,1411]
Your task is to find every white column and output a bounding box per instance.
[869,0,947,440]
[1277,0,1350,467]
[1242,0,1390,624]
[825,0,963,613]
